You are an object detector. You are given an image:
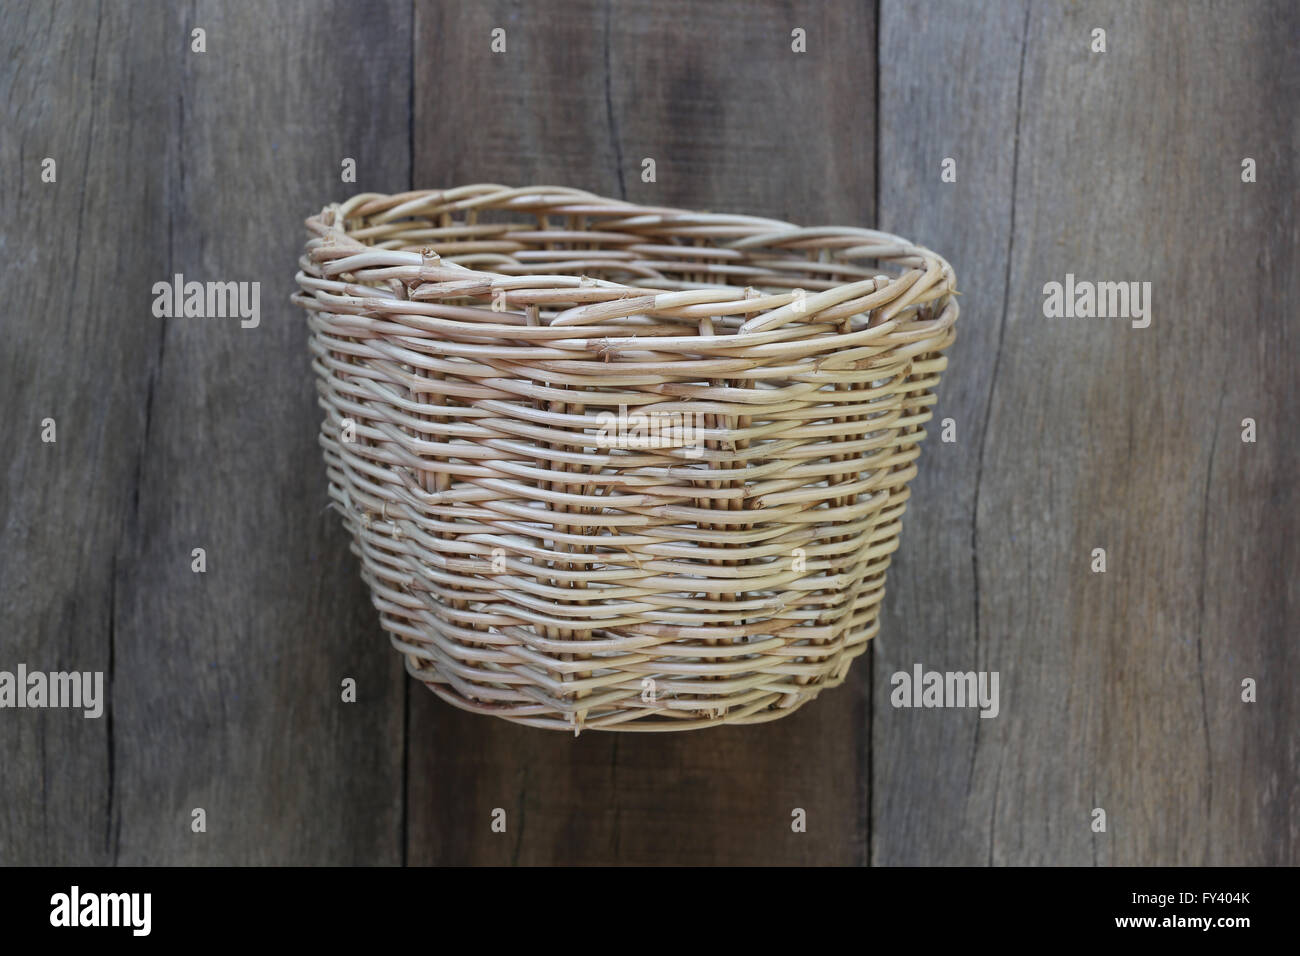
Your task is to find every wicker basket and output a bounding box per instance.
[294,185,958,732]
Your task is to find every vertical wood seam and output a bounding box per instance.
[965,4,1029,846]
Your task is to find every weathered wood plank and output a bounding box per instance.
[407,0,874,865]
[0,0,184,866]
[876,0,1298,865]
[106,0,412,864]
[873,0,1028,866]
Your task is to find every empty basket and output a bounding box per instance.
[294,185,958,732]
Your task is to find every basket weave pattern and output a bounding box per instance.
[295,185,958,732]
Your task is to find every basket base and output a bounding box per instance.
[397,624,873,734]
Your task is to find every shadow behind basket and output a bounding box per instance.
[294,185,958,732]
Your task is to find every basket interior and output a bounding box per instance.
[332,193,935,336]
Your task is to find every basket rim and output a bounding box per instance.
[300,183,957,341]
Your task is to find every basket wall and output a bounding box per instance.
[294,185,958,732]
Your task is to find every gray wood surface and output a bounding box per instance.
[874,0,1028,866]
[1,0,412,865]
[0,0,169,866]
[876,0,1298,865]
[0,0,1294,866]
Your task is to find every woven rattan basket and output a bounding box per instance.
[294,185,958,732]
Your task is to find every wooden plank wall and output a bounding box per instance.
[875,0,1298,866]
[0,0,1293,866]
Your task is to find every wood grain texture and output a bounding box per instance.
[405,0,874,865]
[873,0,1028,866]
[0,0,181,866]
[115,0,413,865]
[877,0,1298,865]
[0,0,413,865]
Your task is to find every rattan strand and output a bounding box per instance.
[294,185,958,732]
